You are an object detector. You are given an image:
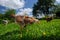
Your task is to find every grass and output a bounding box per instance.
[0,19,60,40]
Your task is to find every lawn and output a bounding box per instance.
[0,19,60,40]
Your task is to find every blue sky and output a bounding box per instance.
[24,0,37,8]
[0,0,37,14]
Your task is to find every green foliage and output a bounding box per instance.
[0,14,4,19]
[0,14,5,24]
[55,10,60,17]
[33,0,56,17]
[0,9,16,24]
[0,19,60,40]
[55,5,60,18]
[4,9,16,19]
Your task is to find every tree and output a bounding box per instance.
[4,9,15,18]
[0,13,3,19]
[55,4,60,18]
[0,13,4,24]
[4,9,16,22]
[33,0,56,17]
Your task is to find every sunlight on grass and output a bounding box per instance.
[0,19,60,40]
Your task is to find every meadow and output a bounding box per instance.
[0,19,60,40]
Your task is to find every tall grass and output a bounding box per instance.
[0,19,60,40]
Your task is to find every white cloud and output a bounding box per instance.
[0,0,25,9]
[20,8,33,14]
[56,0,60,3]
[16,8,33,17]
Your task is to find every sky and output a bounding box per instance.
[24,0,37,8]
[56,0,60,3]
[0,0,37,17]
[0,0,60,16]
